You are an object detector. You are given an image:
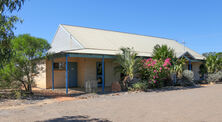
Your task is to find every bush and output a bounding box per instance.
[10,90,27,99]
[114,47,141,90]
[130,82,147,91]
[182,70,194,82]
[14,90,22,99]
[207,71,222,83]
[176,70,195,86]
[140,58,172,88]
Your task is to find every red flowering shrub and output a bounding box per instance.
[140,58,172,88]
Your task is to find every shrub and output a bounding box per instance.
[114,47,141,90]
[130,82,147,91]
[176,70,195,86]
[14,90,22,99]
[207,71,222,83]
[10,90,26,99]
[182,70,194,82]
[140,58,172,88]
[205,53,222,73]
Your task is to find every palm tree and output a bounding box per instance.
[204,52,222,74]
[206,55,219,73]
[172,58,186,78]
[152,44,175,61]
[114,47,141,90]
[216,53,222,71]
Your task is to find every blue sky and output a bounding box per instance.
[14,0,222,54]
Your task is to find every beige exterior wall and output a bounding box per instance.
[36,57,203,89]
[34,60,47,89]
[184,61,202,81]
[43,57,120,89]
[192,62,201,81]
[46,57,85,88]
[83,58,120,87]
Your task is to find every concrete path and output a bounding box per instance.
[1,84,222,122]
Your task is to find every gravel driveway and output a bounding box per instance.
[1,84,222,122]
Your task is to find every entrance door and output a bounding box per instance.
[68,62,78,87]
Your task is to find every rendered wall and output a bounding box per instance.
[40,57,202,89]
[46,57,85,88]
[45,57,120,89]
[184,62,202,81]
[34,60,47,89]
[192,62,201,81]
[83,58,120,87]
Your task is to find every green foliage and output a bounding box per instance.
[152,44,186,78]
[114,47,141,90]
[152,44,176,61]
[207,71,222,83]
[182,70,194,82]
[130,82,147,91]
[152,44,186,79]
[141,58,172,88]
[205,53,222,73]
[0,34,50,93]
[0,61,23,89]
[203,52,217,57]
[12,34,50,59]
[13,90,22,99]
[175,70,195,86]
[199,63,207,77]
[0,0,24,68]
[138,44,187,88]
[171,58,186,78]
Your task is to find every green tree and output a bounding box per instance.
[152,44,186,79]
[205,54,222,73]
[172,58,186,78]
[152,44,175,61]
[0,0,24,68]
[114,47,141,90]
[216,53,222,70]
[203,52,217,57]
[0,34,50,93]
[199,63,207,78]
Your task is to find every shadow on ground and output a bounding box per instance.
[0,85,206,102]
[145,85,205,93]
[96,85,205,96]
[37,115,111,122]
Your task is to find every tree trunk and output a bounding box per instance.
[22,82,28,91]
[27,84,33,94]
[26,72,33,94]
[121,76,129,91]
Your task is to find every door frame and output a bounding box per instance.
[68,62,78,88]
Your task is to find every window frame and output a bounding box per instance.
[53,62,66,70]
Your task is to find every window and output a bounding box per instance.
[53,62,65,70]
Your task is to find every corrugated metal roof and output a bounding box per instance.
[50,24,205,60]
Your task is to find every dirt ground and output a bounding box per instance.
[1,84,222,122]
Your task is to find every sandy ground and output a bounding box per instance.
[1,84,222,122]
